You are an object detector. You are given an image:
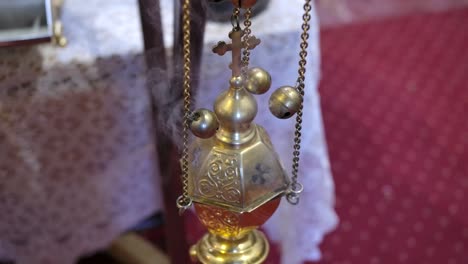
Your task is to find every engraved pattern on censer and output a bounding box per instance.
[198,151,242,204]
[197,204,241,237]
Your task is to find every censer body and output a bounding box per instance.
[188,77,289,263]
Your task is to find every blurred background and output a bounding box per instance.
[0,0,467,263]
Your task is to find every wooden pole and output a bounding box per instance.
[138,0,206,263]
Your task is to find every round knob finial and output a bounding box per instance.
[230,75,244,89]
[214,77,258,144]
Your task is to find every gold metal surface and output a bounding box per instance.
[52,21,67,47]
[285,0,313,204]
[190,230,269,264]
[269,86,302,119]
[188,123,289,213]
[245,67,271,95]
[176,0,194,214]
[52,0,67,47]
[190,108,219,139]
[179,0,314,262]
[214,76,257,145]
[241,8,253,76]
[194,198,281,239]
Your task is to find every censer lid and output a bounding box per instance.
[214,76,258,145]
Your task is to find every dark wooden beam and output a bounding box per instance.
[138,0,206,263]
[138,1,188,263]
[138,0,167,68]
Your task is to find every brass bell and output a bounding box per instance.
[190,109,219,139]
[269,86,302,119]
[245,67,272,95]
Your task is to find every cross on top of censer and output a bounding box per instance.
[212,31,261,56]
[212,30,261,76]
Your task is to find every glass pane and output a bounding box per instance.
[0,0,52,45]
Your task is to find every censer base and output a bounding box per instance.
[189,230,269,264]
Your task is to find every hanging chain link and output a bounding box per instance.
[286,0,312,205]
[176,0,193,214]
[232,7,241,29]
[241,8,253,76]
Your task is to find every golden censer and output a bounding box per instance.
[176,0,313,263]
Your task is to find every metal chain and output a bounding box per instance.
[241,8,253,76]
[232,7,241,29]
[287,0,312,205]
[176,0,193,214]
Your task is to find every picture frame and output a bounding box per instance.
[0,0,63,47]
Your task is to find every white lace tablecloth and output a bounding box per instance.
[0,0,337,263]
